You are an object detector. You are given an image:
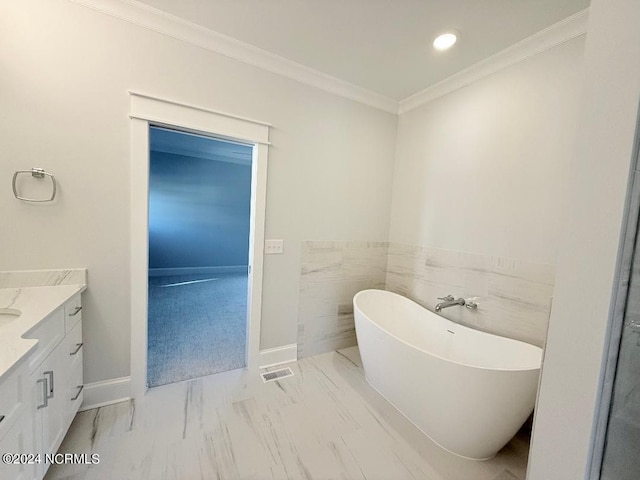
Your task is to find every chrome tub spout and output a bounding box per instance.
[435,297,466,312]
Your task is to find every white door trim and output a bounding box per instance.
[129,91,269,400]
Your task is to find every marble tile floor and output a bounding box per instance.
[45,347,529,480]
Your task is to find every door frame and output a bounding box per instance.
[129,92,270,400]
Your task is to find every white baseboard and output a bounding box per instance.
[79,347,294,411]
[259,344,297,369]
[80,376,131,411]
[148,266,248,276]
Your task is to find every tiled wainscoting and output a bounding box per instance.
[298,242,555,358]
[386,243,555,347]
[297,241,387,358]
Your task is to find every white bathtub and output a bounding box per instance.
[353,289,542,460]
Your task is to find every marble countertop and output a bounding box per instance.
[0,284,86,382]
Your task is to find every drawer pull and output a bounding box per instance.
[71,385,84,401]
[44,370,54,399]
[70,343,83,355]
[0,415,4,423]
[37,378,48,409]
[69,306,82,317]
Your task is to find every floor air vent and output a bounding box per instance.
[261,367,294,383]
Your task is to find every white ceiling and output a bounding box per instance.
[134,0,590,100]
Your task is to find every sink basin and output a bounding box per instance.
[0,308,21,327]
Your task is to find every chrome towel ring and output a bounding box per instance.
[12,168,57,202]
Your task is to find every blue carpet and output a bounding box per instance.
[147,272,247,387]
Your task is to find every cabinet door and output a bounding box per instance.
[0,363,34,480]
[0,363,29,441]
[31,372,44,480]
[0,412,35,480]
[34,343,67,460]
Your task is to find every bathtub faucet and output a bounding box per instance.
[435,295,466,312]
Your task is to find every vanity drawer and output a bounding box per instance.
[0,363,28,441]
[64,294,82,333]
[64,321,83,376]
[64,360,84,429]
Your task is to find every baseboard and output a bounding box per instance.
[79,347,295,411]
[259,344,297,369]
[80,376,131,411]
[148,266,248,276]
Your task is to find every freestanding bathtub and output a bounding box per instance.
[353,289,542,460]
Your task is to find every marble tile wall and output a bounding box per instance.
[385,243,555,347]
[0,268,87,288]
[297,241,387,358]
[298,241,555,356]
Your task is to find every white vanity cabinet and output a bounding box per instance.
[27,293,84,480]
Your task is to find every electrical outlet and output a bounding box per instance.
[265,239,284,254]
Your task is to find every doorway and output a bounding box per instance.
[130,92,270,399]
[146,126,253,386]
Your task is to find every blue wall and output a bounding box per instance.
[148,149,252,270]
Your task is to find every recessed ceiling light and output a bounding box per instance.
[433,31,459,51]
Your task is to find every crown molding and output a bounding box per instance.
[68,0,588,117]
[68,0,399,114]
[399,8,590,114]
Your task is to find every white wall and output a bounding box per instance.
[528,0,640,477]
[148,150,252,270]
[0,0,397,383]
[389,37,585,265]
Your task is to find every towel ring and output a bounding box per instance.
[12,168,57,202]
